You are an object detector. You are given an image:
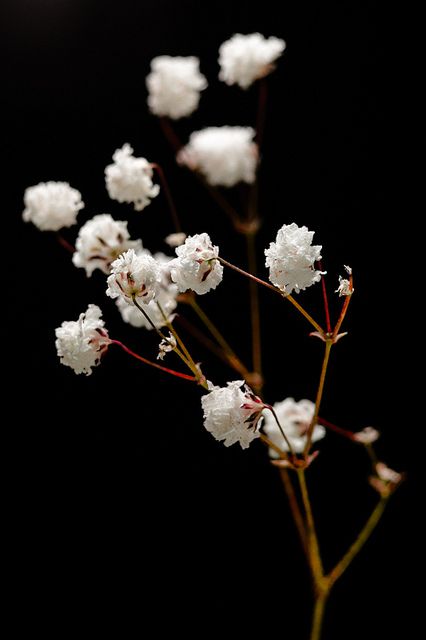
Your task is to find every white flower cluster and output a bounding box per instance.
[105,144,159,211]
[73,214,142,276]
[201,380,264,449]
[23,181,84,231]
[106,248,161,305]
[178,126,258,187]
[170,233,223,295]
[263,397,325,455]
[116,253,178,329]
[265,223,323,294]
[219,32,286,89]
[55,304,109,376]
[146,56,207,119]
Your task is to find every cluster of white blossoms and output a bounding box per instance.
[146,56,207,119]
[265,223,323,294]
[201,380,265,449]
[55,305,110,376]
[178,126,258,187]
[263,398,326,455]
[105,144,159,211]
[106,248,161,305]
[73,214,142,276]
[116,252,178,329]
[170,233,223,295]
[218,32,286,90]
[23,181,84,231]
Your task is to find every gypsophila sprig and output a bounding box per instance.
[105,144,159,211]
[201,380,264,449]
[170,232,223,295]
[178,126,258,187]
[23,181,84,231]
[146,56,207,120]
[106,248,161,305]
[263,398,326,456]
[265,223,324,294]
[73,214,142,276]
[219,32,286,89]
[55,304,110,376]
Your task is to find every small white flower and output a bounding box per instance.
[336,276,352,297]
[105,144,159,211]
[201,380,264,449]
[116,253,178,329]
[170,233,223,295]
[353,427,380,444]
[146,55,207,119]
[73,214,142,276]
[262,398,325,456]
[369,462,403,497]
[219,32,286,89]
[344,265,352,275]
[23,181,84,231]
[55,304,109,376]
[106,249,161,305]
[265,223,323,294]
[178,126,258,187]
[165,232,187,248]
[157,332,177,360]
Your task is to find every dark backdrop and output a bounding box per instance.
[3,1,417,637]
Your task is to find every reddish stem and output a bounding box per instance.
[110,339,196,382]
[56,233,75,254]
[317,416,356,441]
[318,261,331,334]
[151,163,181,232]
[159,117,183,153]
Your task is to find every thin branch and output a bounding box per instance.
[151,163,182,232]
[110,340,196,382]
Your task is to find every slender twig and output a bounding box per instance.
[256,77,268,148]
[245,233,262,379]
[297,470,324,580]
[265,406,296,458]
[327,498,388,589]
[110,340,196,382]
[279,469,309,557]
[195,173,243,227]
[259,432,287,459]
[310,591,329,640]
[333,274,353,338]
[304,340,332,456]
[318,261,332,334]
[317,416,357,441]
[151,163,182,232]
[218,256,324,334]
[56,233,75,254]
[159,117,182,153]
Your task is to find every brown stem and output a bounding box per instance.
[279,469,309,557]
[333,274,353,338]
[151,163,181,232]
[245,233,262,378]
[265,406,296,458]
[159,117,183,153]
[310,590,329,640]
[256,77,268,149]
[297,470,324,580]
[304,340,332,456]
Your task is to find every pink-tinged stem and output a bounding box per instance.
[317,416,357,441]
[159,117,183,153]
[333,274,354,338]
[110,340,197,382]
[56,233,75,253]
[151,163,182,233]
[318,261,332,334]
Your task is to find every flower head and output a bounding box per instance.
[73,214,142,276]
[353,426,380,444]
[55,304,109,376]
[265,223,323,294]
[170,233,223,295]
[178,126,258,187]
[157,333,177,360]
[165,232,187,248]
[262,398,325,456]
[106,249,161,305]
[219,32,286,89]
[146,55,207,119]
[105,144,159,211]
[336,266,354,297]
[23,181,84,231]
[116,253,178,329]
[369,462,403,497]
[201,380,264,449]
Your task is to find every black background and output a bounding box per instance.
[3,1,417,637]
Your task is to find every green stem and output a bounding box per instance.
[327,498,388,589]
[304,340,332,456]
[279,469,309,557]
[297,470,323,580]
[310,590,328,640]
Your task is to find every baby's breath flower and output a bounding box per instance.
[105,144,159,211]
[23,181,83,231]
[170,233,223,295]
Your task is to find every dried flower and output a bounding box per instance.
[353,427,380,444]
[369,462,403,497]
[157,333,177,360]
[73,214,142,276]
[165,232,187,248]
[55,304,109,376]
[263,398,325,456]
[170,233,223,295]
[201,380,264,449]
[219,32,286,89]
[23,181,84,231]
[105,144,159,211]
[106,249,161,305]
[265,223,323,294]
[178,126,258,187]
[146,55,207,119]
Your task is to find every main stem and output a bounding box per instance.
[304,340,332,455]
[297,470,323,580]
[310,591,328,640]
[245,233,262,380]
